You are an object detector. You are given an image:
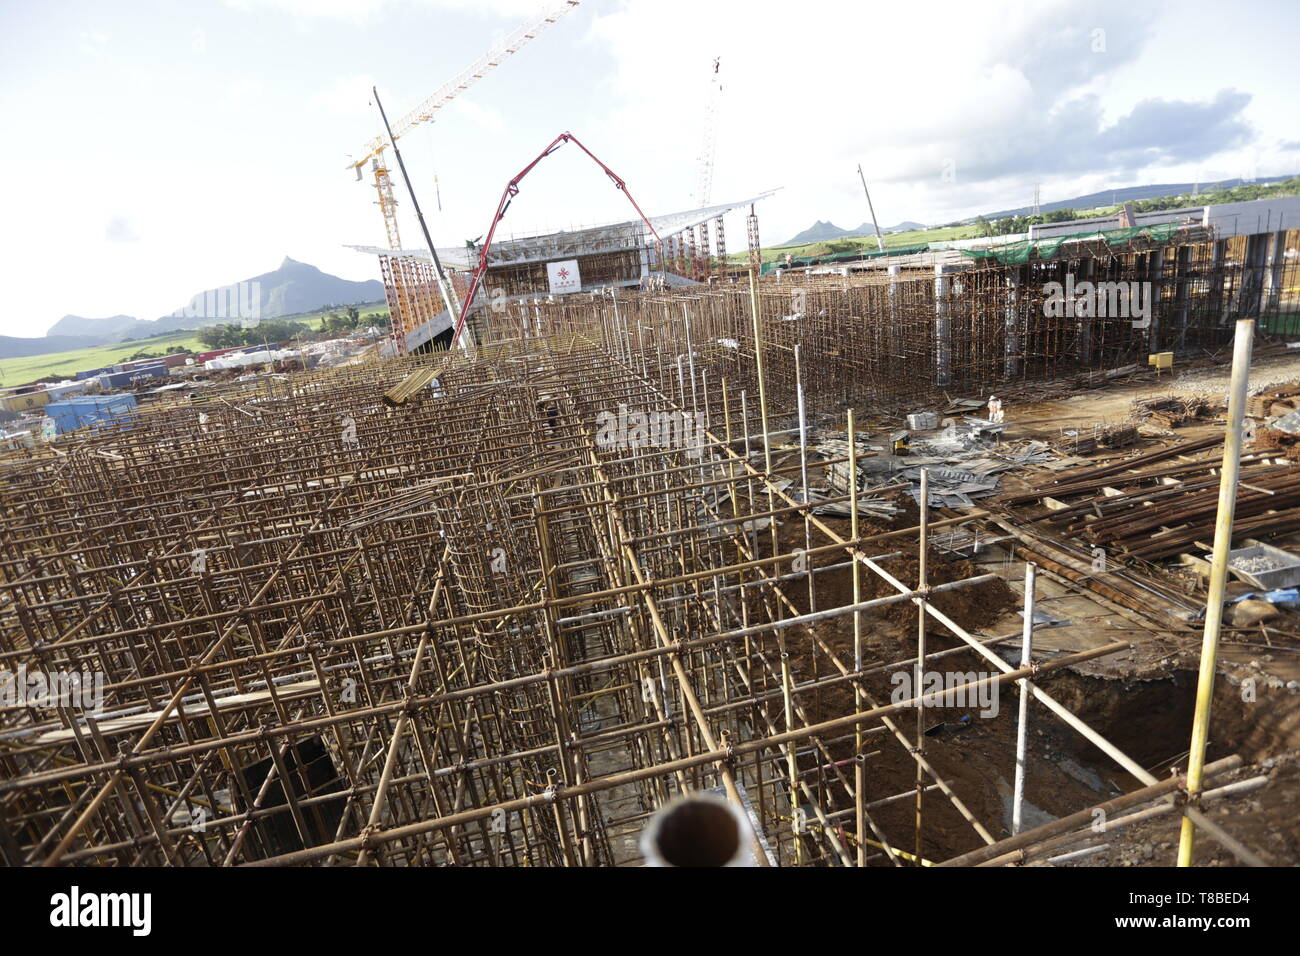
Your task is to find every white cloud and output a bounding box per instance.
[105,216,139,243]
[1,0,1292,340]
[445,98,506,134]
[223,0,562,24]
[588,0,1260,241]
[310,73,380,117]
[77,30,110,56]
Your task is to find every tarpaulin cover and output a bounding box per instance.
[960,223,1183,265]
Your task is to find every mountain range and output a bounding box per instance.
[1,258,385,360]
[782,220,924,245]
[781,175,1293,246]
[970,176,1289,222]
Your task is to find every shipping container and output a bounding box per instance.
[193,346,244,364]
[97,364,168,389]
[42,381,87,400]
[127,363,167,382]
[97,372,129,389]
[0,390,51,413]
[74,367,110,380]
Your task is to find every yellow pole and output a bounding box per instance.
[1177,317,1254,867]
[848,409,865,865]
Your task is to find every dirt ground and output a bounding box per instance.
[758,349,1300,864]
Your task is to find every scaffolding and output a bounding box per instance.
[0,236,1287,866]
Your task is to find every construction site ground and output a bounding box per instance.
[780,350,1300,864]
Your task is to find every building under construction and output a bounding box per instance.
[1,194,1299,869]
[349,193,775,353]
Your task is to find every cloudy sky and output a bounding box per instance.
[1,0,1296,337]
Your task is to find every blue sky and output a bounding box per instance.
[0,0,1296,337]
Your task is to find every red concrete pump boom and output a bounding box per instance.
[451,132,664,346]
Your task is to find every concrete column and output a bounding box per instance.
[1264,230,1287,315]
[934,263,953,387]
[1240,233,1270,318]
[1174,245,1192,352]
[1004,269,1020,376]
[1209,239,1228,325]
[1147,248,1164,352]
[1078,257,1094,366]
[888,264,901,360]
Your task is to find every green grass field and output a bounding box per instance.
[730,224,982,264]
[0,331,207,386]
[0,302,390,386]
[738,205,1143,265]
[291,302,390,331]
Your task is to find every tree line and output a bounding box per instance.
[195,306,393,350]
[973,176,1300,239]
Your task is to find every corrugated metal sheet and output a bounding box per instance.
[45,395,138,434]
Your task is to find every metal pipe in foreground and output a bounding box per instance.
[640,792,757,867]
[1178,316,1254,867]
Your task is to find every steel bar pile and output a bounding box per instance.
[1003,436,1300,561]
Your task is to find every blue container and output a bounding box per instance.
[45,394,138,434]
[99,365,165,389]
[98,371,134,389]
[75,367,109,381]
[124,363,167,384]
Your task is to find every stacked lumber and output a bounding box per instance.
[383,361,448,406]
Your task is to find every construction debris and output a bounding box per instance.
[1131,394,1216,429]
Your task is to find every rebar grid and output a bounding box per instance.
[1,237,1285,867]
[489,231,1297,417]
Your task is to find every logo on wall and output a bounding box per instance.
[547,259,582,294]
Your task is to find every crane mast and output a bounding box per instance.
[350,1,580,249]
[694,56,722,207]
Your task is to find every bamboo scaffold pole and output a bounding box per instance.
[1177,317,1254,868]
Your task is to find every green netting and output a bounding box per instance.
[1261,313,1300,335]
[960,223,1183,265]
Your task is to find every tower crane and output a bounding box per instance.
[694,56,722,207]
[347,1,580,249]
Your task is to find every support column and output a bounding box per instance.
[934,263,953,387]
[1263,229,1287,317]
[1174,245,1192,352]
[888,264,901,361]
[1240,233,1270,318]
[1209,239,1228,325]
[1004,269,1020,376]
[1147,248,1164,352]
[1078,257,1094,366]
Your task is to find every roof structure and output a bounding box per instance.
[346,189,781,270]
